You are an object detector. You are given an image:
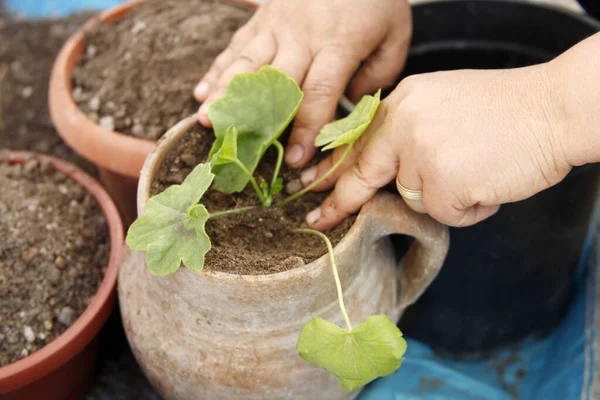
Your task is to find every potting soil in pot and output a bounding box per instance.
[0,157,109,367]
[72,0,253,139]
[0,11,96,173]
[151,125,356,275]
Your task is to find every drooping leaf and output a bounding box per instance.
[296,315,406,392]
[126,163,214,276]
[315,89,381,151]
[208,66,303,193]
[271,177,284,196]
[211,126,238,166]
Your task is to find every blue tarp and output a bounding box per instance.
[361,217,597,400]
[7,1,597,398]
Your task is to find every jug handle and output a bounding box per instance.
[364,191,450,311]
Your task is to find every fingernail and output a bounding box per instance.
[301,167,317,186]
[198,102,209,117]
[194,81,209,99]
[285,144,304,165]
[306,207,321,225]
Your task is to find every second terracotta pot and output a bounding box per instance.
[0,151,123,400]
[48,0,259,226]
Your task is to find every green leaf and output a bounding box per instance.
[259,178,269,199]
[270,177,284,196]
[126,163,214,276]
[208,66,303,193]
[315,89,381,151]
[211,126,238,166]
[296,315,406,392]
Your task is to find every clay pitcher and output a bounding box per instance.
[118,115,450,399]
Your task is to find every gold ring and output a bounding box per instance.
[396,176,423,201]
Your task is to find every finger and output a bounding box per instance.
[428,200,500,228]
[306,128,399,231]
[197,34,277,126]
[300,104,388,191]
[194,23,256,102]
[347,35,410,102]
[421,176,501,227]
[396,161,426,214]
[285,46,361,168]
[300,144,360,192]
[270,41,312,85]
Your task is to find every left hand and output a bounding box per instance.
[193,0,412,169]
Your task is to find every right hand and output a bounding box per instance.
[194,0,412,168]
[302,62,574,230]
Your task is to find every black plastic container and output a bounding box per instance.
[394,0,600,358]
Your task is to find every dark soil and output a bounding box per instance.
[0,157,109,367]
[0,12,97,174]
[72,0,254,140]
[151,126,356,275]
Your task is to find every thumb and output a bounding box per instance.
[306,124,398,231]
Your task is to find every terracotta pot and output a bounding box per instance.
[48,0,259,227]
[118,115,450,399]
[0,151,124,400]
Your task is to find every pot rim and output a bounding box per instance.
[136,114,370,285]
[0,150,124,393]
[48,0,260,179]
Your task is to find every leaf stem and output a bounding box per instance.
[293,229,352,331]
[277,143,354,207]
[234,159,267,206]
[209,205,258,219]
[270,140,284,194]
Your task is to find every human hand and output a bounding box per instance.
[194,0,412,168]
[302,63,573,229]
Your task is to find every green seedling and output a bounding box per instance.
[126,66,403,390]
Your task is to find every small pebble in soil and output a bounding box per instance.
[21,249,37,263]
[131,20,147,35]
[131,124,144,136]
[54,256,66,268]
[56,306,76,327]
[99,116,115,131]
[23,159,38,173]
[88,96,101,112]
[180,153,195,166]
[72,86,84,101]
[23,327,35,343]
[47,266,62,283]
[44,320,53,331]
[86,44,97,58]
[285,179,303,195]
[21,86,33,99]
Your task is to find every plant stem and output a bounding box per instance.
[270,140,284,193]
[293,229,353,331]
[277,144,354,207]
[209,205,258,219]
[234,159,267,206]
